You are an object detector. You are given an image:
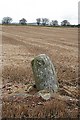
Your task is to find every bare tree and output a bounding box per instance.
[51,20,58,26]
[19,18,27,25]
[2,17,12,24]
[42,18,49,26]
[61,20,70,26]
[36,18,41,25]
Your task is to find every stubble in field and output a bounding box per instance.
[1,26,79,118]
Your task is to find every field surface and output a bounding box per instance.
[1,26,79,118]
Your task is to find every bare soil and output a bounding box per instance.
[1,25,79,118]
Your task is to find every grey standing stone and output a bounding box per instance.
[31,54,58,92]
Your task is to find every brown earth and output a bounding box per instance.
[1,25,79,118]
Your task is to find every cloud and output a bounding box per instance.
[0,0,78,24]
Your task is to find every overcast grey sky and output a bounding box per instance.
[0,0,79,24]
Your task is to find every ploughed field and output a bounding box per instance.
[1,26,79,118]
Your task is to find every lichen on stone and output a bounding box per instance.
[31,54,58,92]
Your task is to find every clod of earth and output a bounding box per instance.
[31,54,58,92]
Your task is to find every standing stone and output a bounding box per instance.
[31,54,58,92]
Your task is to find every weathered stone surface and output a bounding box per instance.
[31,54,58,92]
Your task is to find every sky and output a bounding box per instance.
[78,1,80,24]
[0,0,79,24]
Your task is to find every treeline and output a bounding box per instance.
[1,17,79,27]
